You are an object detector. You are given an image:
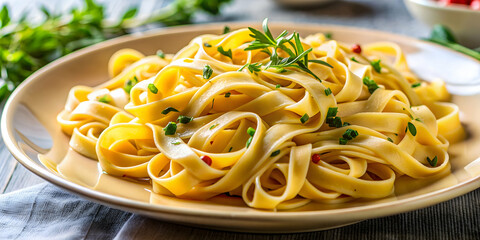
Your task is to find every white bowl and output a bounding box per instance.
[404,0,480,48]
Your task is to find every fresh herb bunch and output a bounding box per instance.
[0,0,231,102]
[244,18,333,81]
[425,25,480,61]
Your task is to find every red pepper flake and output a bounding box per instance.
[210,141,214,145]
[122,174,127,177]
[351,44,362,54]
[311,154,321,164]
[200,155,212,166]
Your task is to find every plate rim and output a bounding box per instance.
[2,21,480,222]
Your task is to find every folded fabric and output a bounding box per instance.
[0,183,479,239]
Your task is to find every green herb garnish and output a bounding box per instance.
[247,127,256,136]
[203,65,213,79]
[343,122,350,126]
[327,107,338,118]
[156,50,165,58]
[407,122,417,136]
[148,83,158,94]
[244,18,326,81]
[300,113,309,124]
[270,150,281,157]
[275,84,281,89]
[217,46,232,59]
[209,124,218,130]
[161,107,179,115]
[351,57,359,63]
[177,115,193,124]
[163,122,177,135]
[411,82,421,88]
[124,76,139,93]
[204,42,212,47]
[246,136,253,148]
[324,88,332,96]
[98,95,111,104]
[426,156,438,167]
[225,92,231,98]
[172,141,181,145]
[370,59,382,73]
[223,25,230,34]
[339,128,359,145]
[228,147,233,152]
[325,32,332,39]
[363,76,379,94]
[387,137,393,143]
[425,25,480,61]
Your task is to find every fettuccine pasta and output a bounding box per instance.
[56,21,464,210]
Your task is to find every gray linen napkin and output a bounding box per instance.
[0,183,479,240]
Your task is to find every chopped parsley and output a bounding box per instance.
[124,76,139,93]
[326,107,343,128]
[325,32,332,39]
[172,141,181,145]
[351,57,359,63]
[161,107,179,115]
[98,95,111,104]
[411,82,421,88]
[156,50,165,58]
[324,88,332,96]
[415,118,423,122]
[177,115,193,124]
[343,122,351,126]
[363,76,379,94]
[203,65,213,79]
[270,150,281,157]
[246,136,253,148]
[217,46,233,59]
[228,147,233,152]
[223,25,230,34]
[209,124,218,130]
[339,128,359,145]
[327,107,338,118]
[387,137,394,143]
[163,122,177,135]
[407,122,417,136]
[427,156,438,167]
[239,63,262,74]
[300,113,309,124]
[148,83,158,94]
[225,92,231,98]
[247,127,256,136]
[204,42,212,48]
[371,59,382,73]
[275,84,281,89]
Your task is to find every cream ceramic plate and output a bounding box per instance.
[2,23,480,233]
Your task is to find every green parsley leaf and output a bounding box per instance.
[161,107,179,115]
[371,59,382,73]
[172,141,181,145]
[427,156,438,167]
[270,150,281,157]
[275,84,281,89]
[148,83,158,94]
[225,92,231,97]
[343,122,351,126]
[156,50,165,58]
[163,122,177,135]
[363,76,379,94]
[387,137,394,143]
[326,117,342,128]
[407,122,417,136]
[339,138,348,145]
[203,65,213,79]
[415,118,423,122]
[342,128,359,140]
[209,124,218,130]
[300,113,309,124]
[217,46,232,59]
[326,107,338,118]
[246,136,253,148]
[411,82,421,88]
[228,147,233,152]
[324,88,332,96]
[204,42,212,47]
[177,115,193,124]
[223,25,230,34]
[124,76,139,93]
[351,57,359,63]
[324,32,332,39]
[98,95,111,104]
[247,127,256,136]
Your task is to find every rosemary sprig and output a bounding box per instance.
[244,18,332,82]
